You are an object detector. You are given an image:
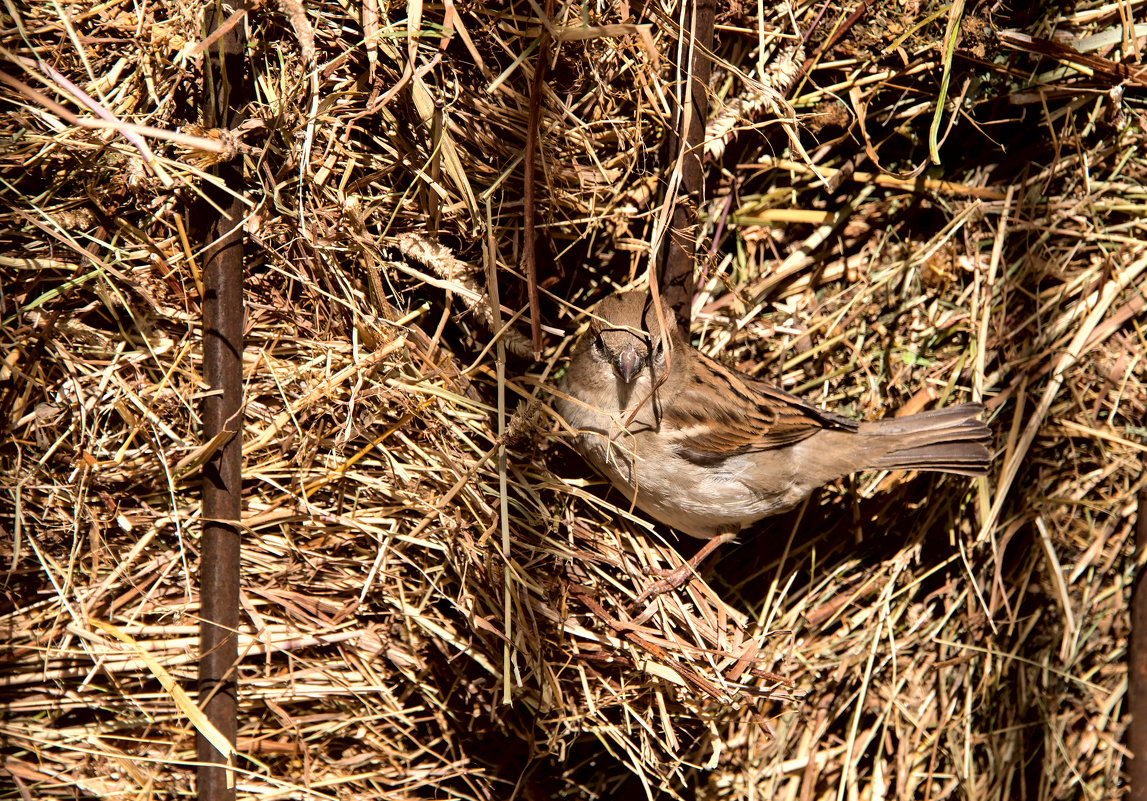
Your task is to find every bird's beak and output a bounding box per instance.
[614,345,643,383]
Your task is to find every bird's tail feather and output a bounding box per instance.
[860,403,992,476]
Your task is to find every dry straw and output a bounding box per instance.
[1,0,1143,799]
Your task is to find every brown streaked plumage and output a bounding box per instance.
[554,291,992,539]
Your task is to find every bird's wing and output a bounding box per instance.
[661,353,858,463]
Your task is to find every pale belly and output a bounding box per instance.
[573,430,808,539]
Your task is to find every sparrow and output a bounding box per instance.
[554,291,992,541]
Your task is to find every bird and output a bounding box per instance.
[554,291,992,548]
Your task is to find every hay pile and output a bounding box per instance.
[1,0,1143,798]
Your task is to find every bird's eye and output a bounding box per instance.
[652,338,665,358]
[591,333,606,353]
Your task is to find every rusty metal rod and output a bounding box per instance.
[197,9,247,801]
[1131,482,1147,798]
[658,0,715,335]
